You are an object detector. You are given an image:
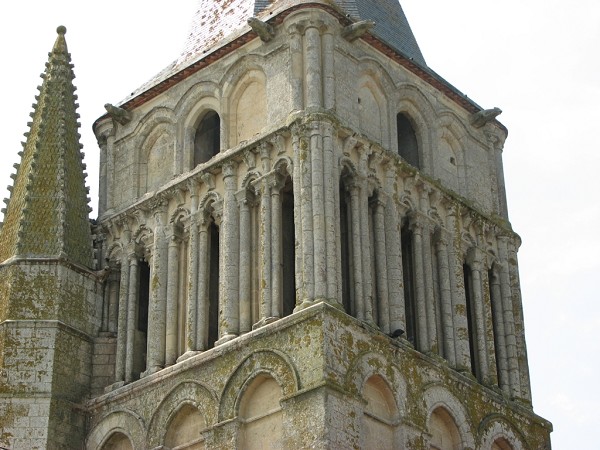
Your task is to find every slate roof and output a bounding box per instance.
[0,26,93,267]
[117,0,426,107]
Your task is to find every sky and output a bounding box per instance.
[0,1,598,448]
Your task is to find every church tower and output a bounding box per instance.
[1,0,552,448]
[0,27,101,448]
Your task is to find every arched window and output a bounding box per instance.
[238,375,283,448]
[164,404,206,449]
[134,259,150,380]
[194,110,220,166]
[492,437,513,450]
[362,375,398,449]
[396,113,419,168]
[101,432,133,450]
[428,407,461,450]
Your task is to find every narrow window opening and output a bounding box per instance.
[207,221,220,349]
[396,113,419,168]
[339,178,353,315]
[401,222,417,346]
[194,110,220,166]
[463,263,479,379]
[135,260,150,378]
[489,268,503,383]
[281,176,296,317]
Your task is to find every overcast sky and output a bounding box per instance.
[0,1,598,448]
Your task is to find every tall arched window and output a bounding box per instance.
[281,175,296,317]
[362,375,398,449]
[463,263,479,379]
[401,221,417,346]
[207,220,220,349]
[164,404,206,449]
[428,407,461,450]
[101,432,133,450]
[396,113,419,168]
[194,110,220,166]
[238,375,283,448]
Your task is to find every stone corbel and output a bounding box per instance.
[341,20,375,42]
[242,148,257,170]
[200,172,216,191]
[270,134,286,156]
[104,103,132,126]
[469,107,502,129]
[247,17,275,42]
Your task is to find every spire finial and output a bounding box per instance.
[57,25,67,35]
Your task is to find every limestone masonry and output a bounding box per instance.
[0,1,552,448]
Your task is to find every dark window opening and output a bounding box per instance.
[463,263,479,379]
[339,178,353,315]
[281,177,296,317]
[489,268,503,382]
[135,260,150,378]
[396,113,419,168]
[207,221,220,349]
[401,222,417,347]
[194,110,220,166]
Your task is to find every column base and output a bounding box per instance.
[176,350,202,363]
[215,333,238,346]
[104,380,126,393]
[140,365,163,378]
[252,316,280,330]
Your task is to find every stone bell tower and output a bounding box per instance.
[0,27,101,448]
[1,0,552,448]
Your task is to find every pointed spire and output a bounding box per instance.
[0,26,94,268]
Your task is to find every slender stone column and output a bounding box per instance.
[498,235,521,398]
[115,251,130,383]
[217,161,239,344]
[288,23,304,112]
[384,166,405,334]
[310,123,327,301]
[421,221,437,352]
[372,197,389,333]
[507,237,531,402]
[467,249,490,383]
[237,190,253,333]
[165,231,180,366]
[146,205,169,375]
[410,216,428,351]
[322,23,335,110]
[196,212,210,351]
[418,186,437,353]
[258,179,272,320]
[270,173,285,318]
[125,253,139,383]
[304,23,322,108]
[359,180,374,325]
[447,207,470,371]
[297,129,315,307]
[323,123,338,301]
[107,272,119,333]
[489,267,509,393]
[291,132,305,307]
[435,228,456,366]
[349,183,364,320]
[185,182,200,354]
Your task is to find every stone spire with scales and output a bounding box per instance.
[0,26,93,268]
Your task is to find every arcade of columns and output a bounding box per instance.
[97,119,530,403]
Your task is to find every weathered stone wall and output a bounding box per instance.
[84,305,550,449]
[0,262,100,449]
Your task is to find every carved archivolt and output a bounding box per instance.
[147,380,218,447]
[86,409,146,450]
[422,383,476,449]
[479,414,529,450]
[219,349,300,421]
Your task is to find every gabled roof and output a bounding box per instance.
[0,26,93,267]
[115,0,426,108]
